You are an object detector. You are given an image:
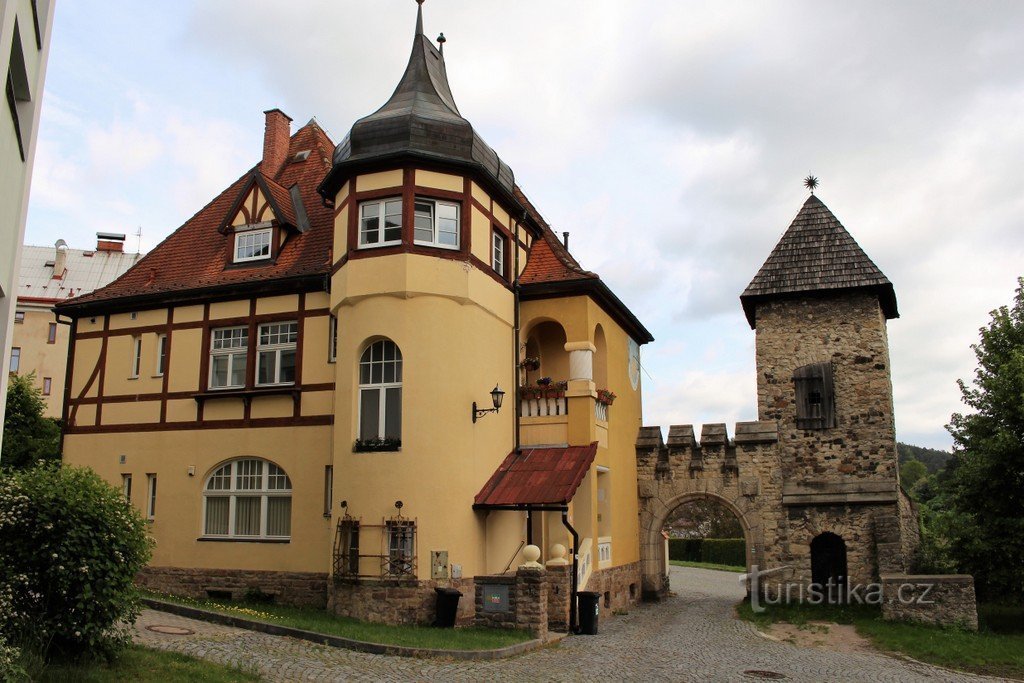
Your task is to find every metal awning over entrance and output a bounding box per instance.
[473,442,598,509]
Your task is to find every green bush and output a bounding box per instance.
[0,463,152,661]
[700,538,746,567]
[667,538,745,566]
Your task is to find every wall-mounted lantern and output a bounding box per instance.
[472,385,505,423]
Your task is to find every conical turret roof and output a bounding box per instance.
[319,3,513,199]
[740,194,898,328]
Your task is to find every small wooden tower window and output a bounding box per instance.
[793,362,835,429]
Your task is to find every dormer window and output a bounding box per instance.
[413,198,459,249]
[234,227,272,263]
[359,198,402,248]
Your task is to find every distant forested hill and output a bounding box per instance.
[897,442,952,473]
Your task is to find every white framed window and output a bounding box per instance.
[9,347,20,374]
[146,474,157,520]
[42,377,51,395]
[492,230,506,276]
[130,337,141,378]
[256,321,297,386]
[358,340,402,442]
[47,323,57,343]
[328,315,338,363]
[413,198,459,249]
[359,198,402,248]
[210,327,248,389]
[156,334,168,376]
[122,474,132,501]
[202,458,292,539]
[234,228,272,263]
[14,311,24,323]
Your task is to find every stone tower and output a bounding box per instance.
[740,194,919,590]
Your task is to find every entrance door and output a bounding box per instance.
[810,532,847,604]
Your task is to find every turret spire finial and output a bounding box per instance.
[804,174,819,195]
[437,32,446,53]
[415,0,424,36]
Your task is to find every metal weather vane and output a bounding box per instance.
[804,174,819,194]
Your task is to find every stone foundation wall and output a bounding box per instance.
[137,566,328,608]
[473,575,517,630]
[897,489,921,570]
[880,574,978,630]
[329,577,476,626]
[585,561,642,618]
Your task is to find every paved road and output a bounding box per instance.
[134,566,998,682]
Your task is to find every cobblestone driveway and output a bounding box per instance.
[134,566,998,682]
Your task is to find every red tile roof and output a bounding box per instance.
[515,186,598,285]
[473,443,598,508]
[59,120,335,310]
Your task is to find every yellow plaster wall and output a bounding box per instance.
[167,329,202,393]
[334,206,349,258]
[415,170,462,193]
[103,333,162,396]
[355,170,402,193]
[165,399,197,423]
[301,315,334,385]
[62,427,333,572]
[519,295,644,568]
[11,307,67,416]
[69,337,102,398]
[210,300,249,320]
[103,400,161,426]
[329,262,516,579]
[470,206,491,264]
[249,396,292,419]
[470,182,488,207]
[109,309,167,330]
[175,305,204,324]
[255,295,298,316]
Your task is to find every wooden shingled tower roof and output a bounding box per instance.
[740,194,898,328]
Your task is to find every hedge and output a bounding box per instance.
[668,538,745,567]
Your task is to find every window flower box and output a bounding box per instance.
[354,438,402,452]
[596,389,617,406]
[519,357,540,371]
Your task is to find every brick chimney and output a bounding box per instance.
[96,232,126,253]
[262,108,293,179]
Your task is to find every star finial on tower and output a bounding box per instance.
[804,174,819,194]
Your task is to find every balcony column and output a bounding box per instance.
[564,341,597,445]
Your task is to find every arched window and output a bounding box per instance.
[358,340,402,443]
[203,458,292,539]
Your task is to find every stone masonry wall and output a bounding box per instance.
[473,575,517,630]
[546,565,571,632]
[329,577,476,626]
[138,566,328,608]
[898,488,922,570]
[881,574,979,631]
[755,293,898,483]
[585,561,642,619]
[473,569,547,639]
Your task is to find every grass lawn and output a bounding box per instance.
[32,645,258,682]
[670,560,746,573]
[142,591,533,651]
[736,599,1024,680]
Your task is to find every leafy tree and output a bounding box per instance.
[900,459,927,489]
[897,442,952,473]
[664,498,744,539]
[945,278,1024,600]
[1,372,61,469]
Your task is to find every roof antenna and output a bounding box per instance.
[437,32,446,54]
[134,225,142,254]
[803,174,819,195]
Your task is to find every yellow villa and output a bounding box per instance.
[57,4,652,628]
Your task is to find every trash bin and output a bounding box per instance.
[432,587,462,628]
[577,591,600,635]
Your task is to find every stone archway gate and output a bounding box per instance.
[635,421,781,598]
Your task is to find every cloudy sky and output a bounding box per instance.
[25,1,1024,449]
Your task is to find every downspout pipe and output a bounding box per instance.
[513,211,525,454]
[562,509,580,633]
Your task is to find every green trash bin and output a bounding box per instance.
[577,591,600,635]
